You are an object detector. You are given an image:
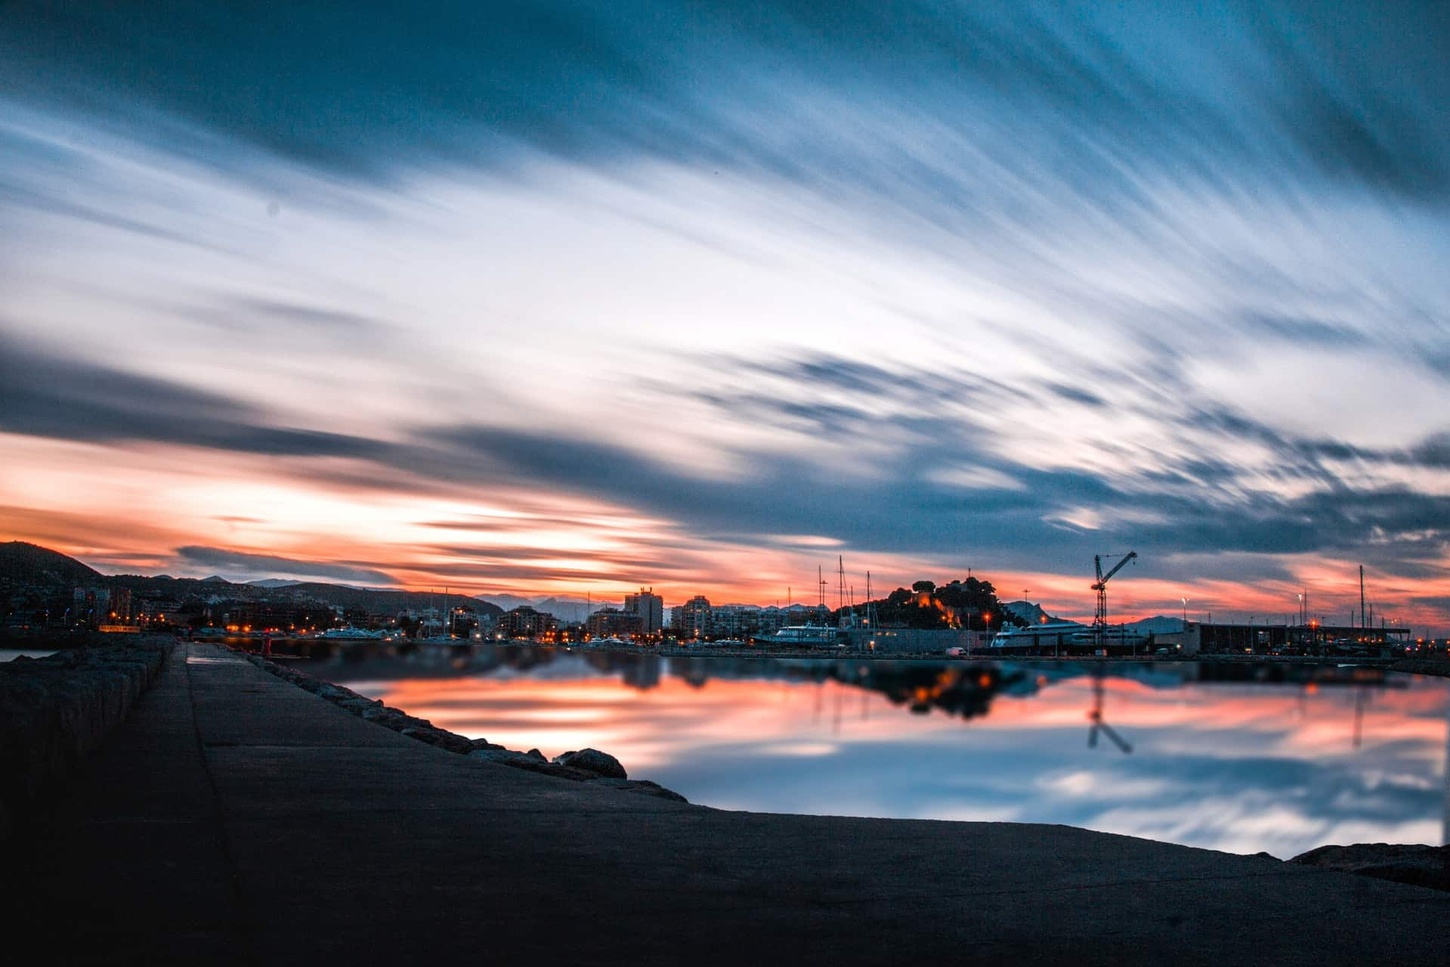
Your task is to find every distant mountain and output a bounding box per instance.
[478,594,593,623]
[1003,600,1058,625]
[0,541,103,587]
[1125,615,1188,634]
[477,593,535,612]
[248,579,302,589]
[533,596,593,623]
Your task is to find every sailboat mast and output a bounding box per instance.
[1360,565,1366,631]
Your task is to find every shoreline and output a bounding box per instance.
[233,633,1450,678]
[239,648,689,801]
[244,642,1450,892]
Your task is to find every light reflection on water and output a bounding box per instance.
[292,644,1450,858]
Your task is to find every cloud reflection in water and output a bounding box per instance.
[318,649,1450,858]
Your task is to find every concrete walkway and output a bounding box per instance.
[5,643,1447,966]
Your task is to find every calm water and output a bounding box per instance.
[291,644,1450,858]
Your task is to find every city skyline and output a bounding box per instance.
[2,3,1447,635]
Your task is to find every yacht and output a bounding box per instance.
[988,622,1090,651]
[763,625,841,648]
[990,622,1148,651]
[319,626,390,641]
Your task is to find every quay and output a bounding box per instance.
[3,643,1448,965]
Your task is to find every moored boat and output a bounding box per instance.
[762,625,841,648]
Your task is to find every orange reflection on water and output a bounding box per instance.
[341,656,1450,857]
[365,670,1450,766]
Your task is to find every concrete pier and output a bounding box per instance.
[4,643,1447,965]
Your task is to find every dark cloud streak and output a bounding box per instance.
[2,0,1443,215]
[175,545,397,586]
[0,333,393,460]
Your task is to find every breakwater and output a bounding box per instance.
[0,637,170,839]
[242,651,686,801]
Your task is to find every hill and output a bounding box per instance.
[0,542,503,619]
[0,541,103,587]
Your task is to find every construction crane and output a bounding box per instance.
[1092,551,1137,649]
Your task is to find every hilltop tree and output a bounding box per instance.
[848,576,1019,631]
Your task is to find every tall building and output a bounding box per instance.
[623,588,664,634]
[110,587,133,623]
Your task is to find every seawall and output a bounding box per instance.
[0,637,171,840]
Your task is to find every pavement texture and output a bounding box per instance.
[3,643,1447,966]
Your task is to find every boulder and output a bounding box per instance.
[336,697,380,713]
[418,731,474,755]
[1289,843,1450,892]
[468,748,591,780]
[553,748,627,780]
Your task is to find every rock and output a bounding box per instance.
[525,748,546,761]
[1289,843,1450,892]
[431,732,475,755]
[468,738,503,751]
[553,748,627,780]
[469,748,539,767]
[336,697,380,713]
[467,749,594,780]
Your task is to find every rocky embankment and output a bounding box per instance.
[1390,657,1450,679]
[0,638,171,840]
[1290,843,1450,892]
[244,654,686,802]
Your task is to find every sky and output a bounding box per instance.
[1,2,1448,632]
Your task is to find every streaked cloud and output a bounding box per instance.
[175,545,397,587]
[0,1,1445,630]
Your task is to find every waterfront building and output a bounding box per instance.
[109,587,133,623]
[623,588,664,634]
[497,605,559,639]
[586,607,643,639]
[708,604,763,639]
[672,595,712,639]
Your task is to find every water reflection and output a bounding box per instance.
[290,644,1450,859]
